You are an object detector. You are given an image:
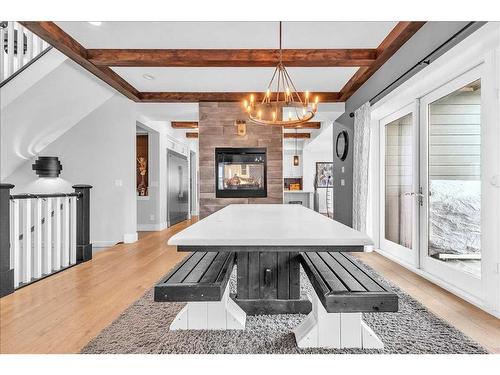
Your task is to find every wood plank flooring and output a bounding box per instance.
[1,218,498,353]
[0,218,196,354]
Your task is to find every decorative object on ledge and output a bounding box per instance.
[242,21,318,126]
[136,134,148,196]
[316,162,333,188]
[32,156,62,178]
[336,130,349,161]
[235,120,247,136]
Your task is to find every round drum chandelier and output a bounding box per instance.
[242,21,319,126]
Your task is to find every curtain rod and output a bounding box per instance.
[366,21,484,107]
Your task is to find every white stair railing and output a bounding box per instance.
[0,21,51,84]
[9,195,78,288]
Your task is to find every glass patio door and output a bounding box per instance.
[379,103,420,266]
[419,67,482,298]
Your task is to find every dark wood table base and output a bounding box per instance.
[234,251,313,315]
[231,295,312,315]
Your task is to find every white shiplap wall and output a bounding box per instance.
[429,86,481,180]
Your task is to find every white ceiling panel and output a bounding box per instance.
[55,21,396,49]
[55,22,279,49]
[282,22,397,48]
[111,67,358,92]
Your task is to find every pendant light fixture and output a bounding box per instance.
[242,21,319,126]
[293,129,300,166]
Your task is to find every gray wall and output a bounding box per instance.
[332,21,476,227]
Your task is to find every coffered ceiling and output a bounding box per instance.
[21,21,426,103]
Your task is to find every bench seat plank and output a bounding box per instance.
[300,252,398,313]
[154,252,235,302]
[307,252,348,293]
[317,252,366,292]
[166,252,206,284]
[200,252,230,284]
[330,252,384,292]
[184,252,218,283]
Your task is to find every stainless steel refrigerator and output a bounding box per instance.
[167,149,189,226]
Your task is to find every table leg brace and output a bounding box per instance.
[170,284,246,330]
[294,292,384,349]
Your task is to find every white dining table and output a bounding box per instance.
[168,204,373,315]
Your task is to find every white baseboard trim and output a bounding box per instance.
[93,240,119,248]
[123,232,138,243]
[137,222,167,231]
[375,248,500,319]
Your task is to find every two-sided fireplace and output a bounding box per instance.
[215,148,267,198]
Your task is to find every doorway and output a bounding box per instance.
[167,149,189,227]
[379,66,484,299]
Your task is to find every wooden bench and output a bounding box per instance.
[294,252,398,349]
[154,252,246,330]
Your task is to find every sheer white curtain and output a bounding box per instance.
[352,102,371,232]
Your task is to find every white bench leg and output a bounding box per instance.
[294,292,384,349]
[170,284,246,331]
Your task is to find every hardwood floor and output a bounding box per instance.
[0,218,197,354]
[0,218,498,354]
[353,252,500,353]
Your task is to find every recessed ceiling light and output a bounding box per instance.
[88,21,102,26]
[142,74,155,80]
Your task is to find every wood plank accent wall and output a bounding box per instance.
[199,102,283,218]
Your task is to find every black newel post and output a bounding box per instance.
[73,184,93,263]
[0,184,15,298]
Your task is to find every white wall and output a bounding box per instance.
[302,123,334,214]
[5,94,137,248]
[1,56,115,180]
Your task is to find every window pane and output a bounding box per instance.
[428,79,481,277]
[385,113,413,249]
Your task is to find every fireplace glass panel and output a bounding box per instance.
[215,148,267,198]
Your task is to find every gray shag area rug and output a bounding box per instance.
[81,256,487,354]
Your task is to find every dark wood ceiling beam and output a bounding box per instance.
[186,132,199,139]
[339,21,426,101]
[172,121,198,129]
[283,122,321,129]
[139,92,342,103]
[284,133,311,139]
[87,49,377,67]
[20,21,141,101]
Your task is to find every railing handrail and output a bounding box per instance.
[0,21,52,86]
[10,192,81,200]
[0,45,53,88]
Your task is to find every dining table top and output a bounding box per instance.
[168,204,373,248]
